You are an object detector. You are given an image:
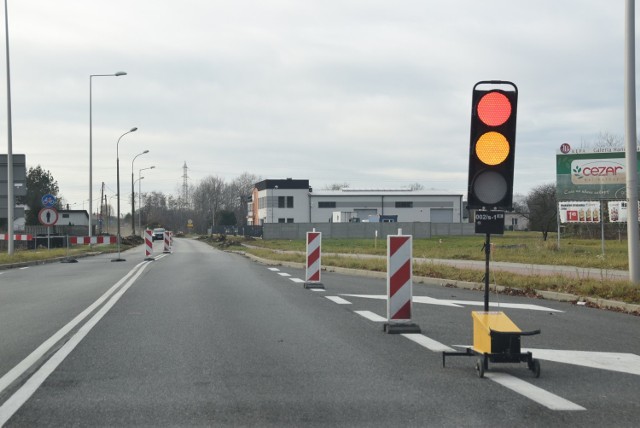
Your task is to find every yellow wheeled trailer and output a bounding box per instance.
[443,311,541,378]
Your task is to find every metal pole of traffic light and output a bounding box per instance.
[625,0,640,284]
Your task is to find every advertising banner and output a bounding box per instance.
[559,201,601,223]
[556,145,640,201]
[607,201,640,223]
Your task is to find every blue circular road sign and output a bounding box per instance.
[42,193,57,208]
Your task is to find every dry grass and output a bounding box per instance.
[231,233,640,305]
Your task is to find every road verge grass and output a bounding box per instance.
[203,234,640,308]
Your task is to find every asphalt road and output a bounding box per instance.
[0,238,639,426]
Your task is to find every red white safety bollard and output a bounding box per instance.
[163,231,172,254]
[304,230,324,289]
[144,229,154,260]
[384,233,420,334]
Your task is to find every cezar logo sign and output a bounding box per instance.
[570,159,625,185]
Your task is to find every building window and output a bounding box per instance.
[318,201,336,208]
[287,196,294,208]
[395,201,413,208]
[287,218,294,223]
[278,218,286,223]
[278,196,285,208]
[62,214,70,218]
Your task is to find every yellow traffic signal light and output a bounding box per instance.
[467,81,518,210]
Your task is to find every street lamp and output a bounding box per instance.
[4,0,14,256]
[131,150,149,235]
[113,127,137,262]
[89,70,126,238]
[138,166,155,234]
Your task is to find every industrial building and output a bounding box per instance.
[247,178,464,225]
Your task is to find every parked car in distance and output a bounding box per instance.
[153,228,166,241]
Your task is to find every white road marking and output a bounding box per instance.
[278,272,291,277]
[484,372,586,411]
[340,294,562,312]
[402,333,455,352]
[19,267,28,270]
[289,278,305,283]
[0,261,152,425]
[523,348,640,376]
[354,311,387,322]
[310,288,326,292]
[268,267,280,271]
[325,296,352,305]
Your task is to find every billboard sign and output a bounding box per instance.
[556,146,640,201]
[558,201,601,223]
[607,201,640,223]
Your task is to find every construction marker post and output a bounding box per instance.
[144,229,154,260]
[384,233,420,334]
[304,230,324,289]
[163,231,172,254]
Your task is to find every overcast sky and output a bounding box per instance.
[0,1,632,212]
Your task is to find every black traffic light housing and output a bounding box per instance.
[467,80,518,210]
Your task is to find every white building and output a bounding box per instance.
[247,179,464,225]
[55,210,89,227]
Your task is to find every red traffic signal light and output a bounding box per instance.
[467,81,518,210]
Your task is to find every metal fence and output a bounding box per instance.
[262,222,475,240]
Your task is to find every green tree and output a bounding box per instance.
[17,165,60,225]
[216,210,237,226]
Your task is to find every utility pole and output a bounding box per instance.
[99,182,105,234]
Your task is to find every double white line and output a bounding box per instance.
[0,259,155,425]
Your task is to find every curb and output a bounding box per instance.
[0,252,104,271]
[233,250,640,315]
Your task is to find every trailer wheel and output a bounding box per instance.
[476,359,485,378]
[531,359,541,378]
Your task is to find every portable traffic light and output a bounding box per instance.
[467,81,518,210]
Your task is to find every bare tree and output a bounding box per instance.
[192,176,226,232]
[324,183,350,190]
[592,132,624,151]
[515,183,557,240]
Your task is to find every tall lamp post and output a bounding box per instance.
[89,71,126,238]
[131,150,149,235]
[113,127,137,262]
[4,0,14,255]
[138,166,155,233]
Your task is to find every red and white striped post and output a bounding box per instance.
[384,233,420,334]
[0,234,32,241]
[144,229,154,260]
[163,231,172,254]
[304,230,324,289]
[69,236,117,245]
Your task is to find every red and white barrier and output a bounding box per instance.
[0,234,32,241]
[385,234,420,334]
[163,231,172,253]
[304,231,324,288]
[144,229,154,259]
[70,236,117,245]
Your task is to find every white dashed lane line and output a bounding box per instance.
[264,267,586,411]
[402,333,455,353]
[485,372,586,411]
[354,311,387,322]
[325,296,352,305]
